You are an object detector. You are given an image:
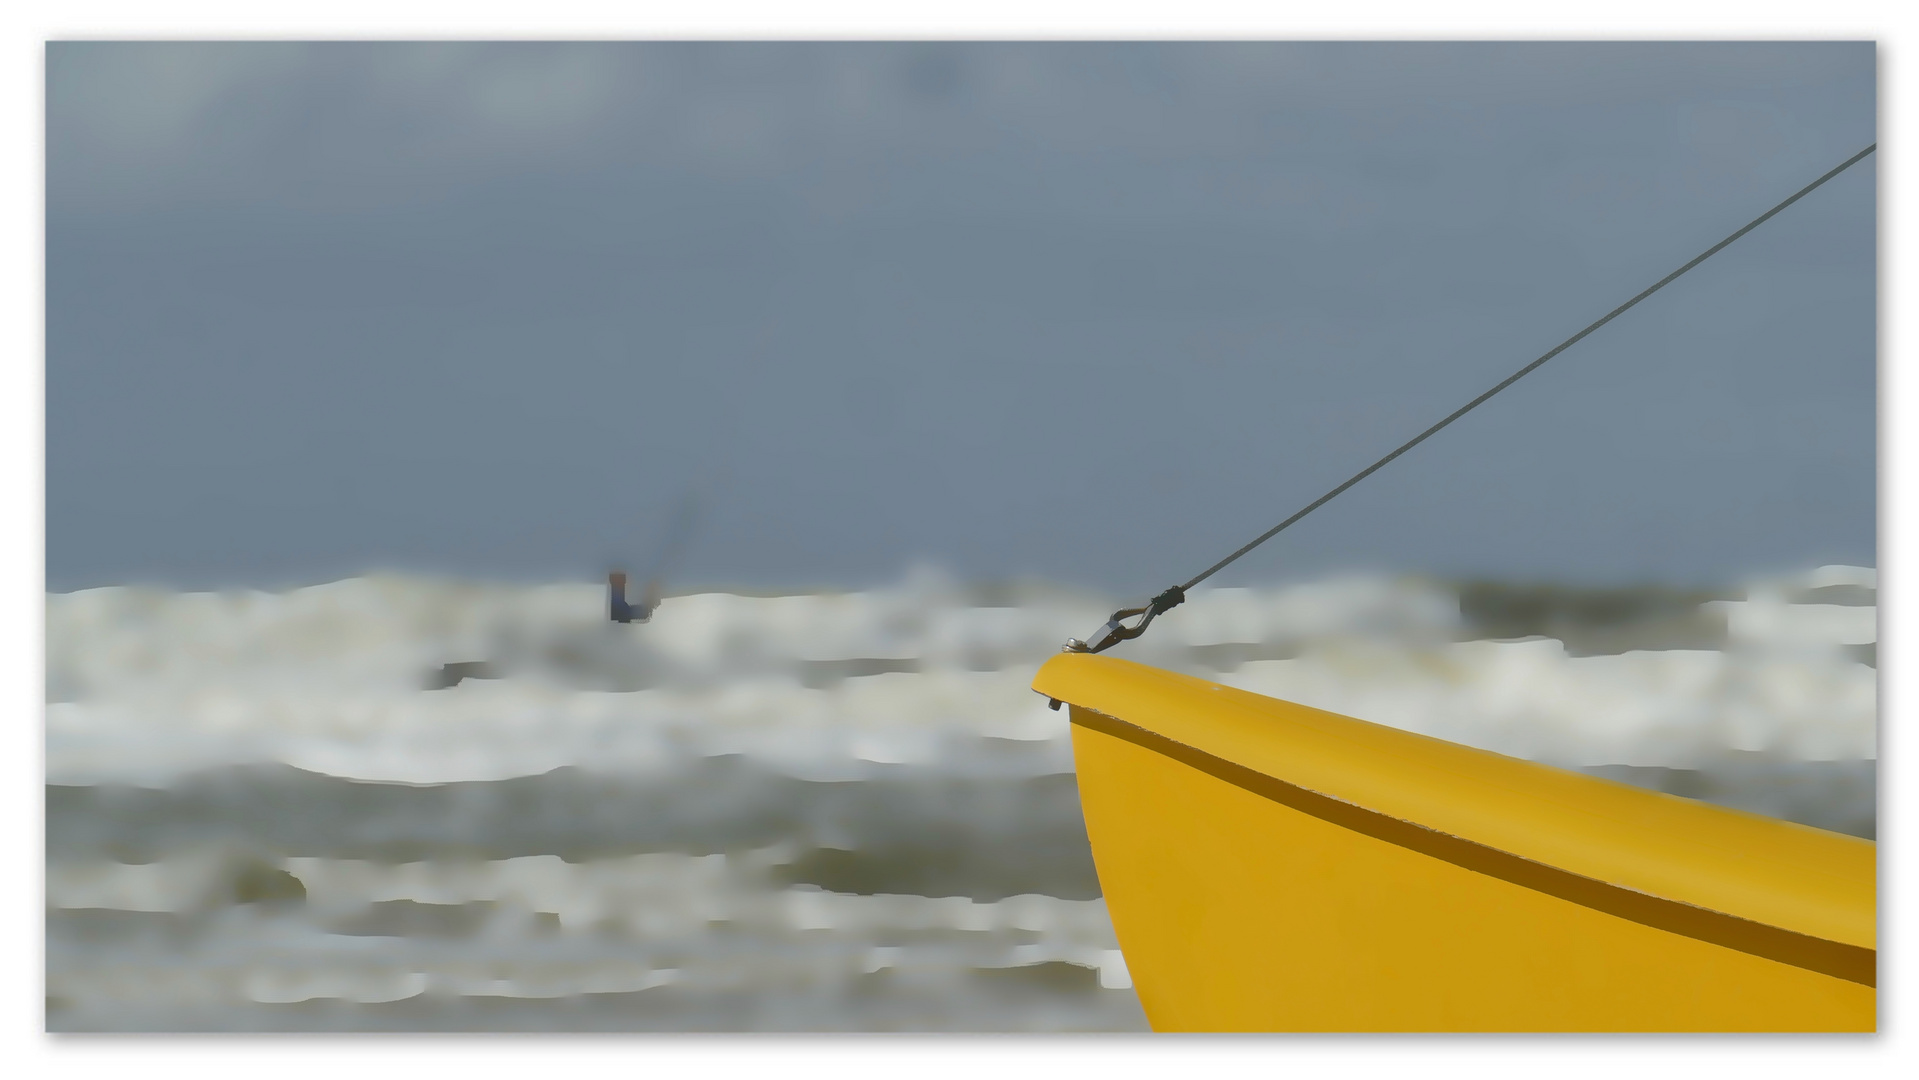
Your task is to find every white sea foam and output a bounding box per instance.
[1221,640,1874,767]
[48,847,1128,1022]
[44,567,1874,1031]
[45,568,1875,786]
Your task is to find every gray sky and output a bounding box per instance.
[45,41,1876,593]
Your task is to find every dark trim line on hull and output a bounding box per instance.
[1068,705,1876,988]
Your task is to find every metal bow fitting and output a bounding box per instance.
[1064,586,1187,654]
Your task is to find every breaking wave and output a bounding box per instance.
[45,566,1875,1030]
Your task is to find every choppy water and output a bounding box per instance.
[45,566,1876,1031]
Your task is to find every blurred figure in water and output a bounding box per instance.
[610,489,703,624]
[608,570,659,624]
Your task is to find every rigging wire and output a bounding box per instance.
[1067,142,1876,655]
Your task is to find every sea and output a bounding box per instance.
[44,565,1877,1032]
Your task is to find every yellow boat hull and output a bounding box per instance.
[1034,654,1874,1032]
